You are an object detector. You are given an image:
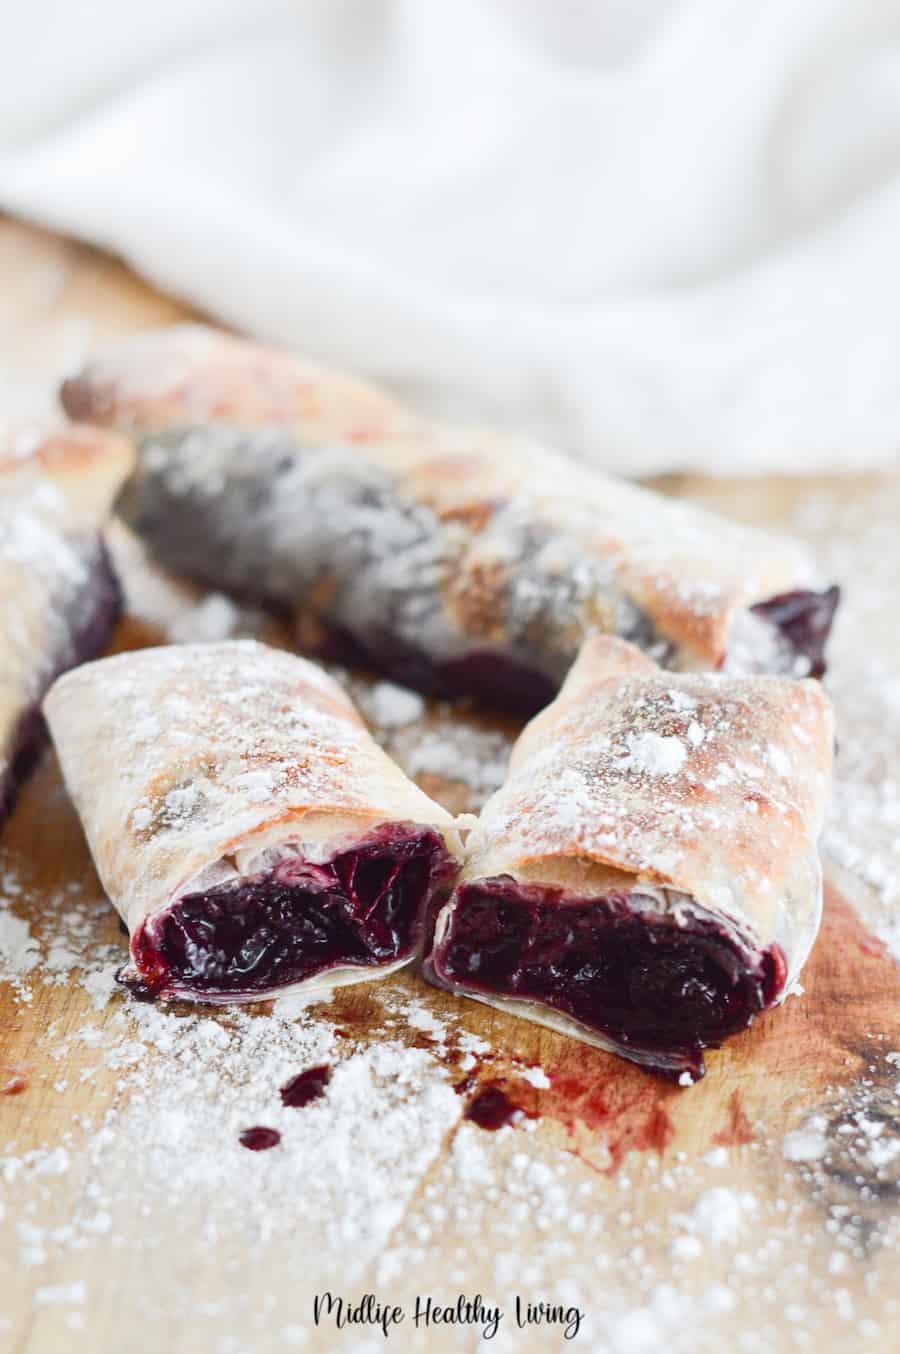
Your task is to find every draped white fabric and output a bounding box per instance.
[2,0,900,474]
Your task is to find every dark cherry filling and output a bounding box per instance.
[321,586,840,719]
[751,585,840,679]
[0,540,121,830]
[130,826,454,999]
[437,653,558,717]
[431,879,786,1081]
[319,625,557,718]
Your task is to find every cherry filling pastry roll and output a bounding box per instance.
[425,636,834,1081]
[44,641,461,1002]
[61,325,839,715]
[0,425,130,827]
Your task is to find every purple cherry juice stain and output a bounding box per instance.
[239,1126,281,1151]
[280,1064,331,1108]
[464,1084,526,1132]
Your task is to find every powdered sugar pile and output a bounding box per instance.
[0,862,120,1007]
[75,1004,459,1280]
[621,730,688,778]
[673,1186,759,1246]
[0,992,460,1343]
[389,719,512,809]
[358,681,426,730]
[0,902,40,1001]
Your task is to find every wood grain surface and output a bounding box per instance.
[1,217,898,1354]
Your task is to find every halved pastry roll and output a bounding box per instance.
[44,641,461,1002]
[61,326,839,715]
[425,635,834,1081]
[0,425,131,827]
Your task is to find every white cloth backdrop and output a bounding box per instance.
[2,0,900,475]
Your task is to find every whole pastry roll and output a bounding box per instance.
[0,425,130,827]
[43,641,461,1003]
[425,635,834,1082]
[61,326,839,715]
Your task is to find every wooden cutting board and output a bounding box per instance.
[1,218,898,1354]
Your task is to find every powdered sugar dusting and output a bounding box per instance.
[1,992,461,1323]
